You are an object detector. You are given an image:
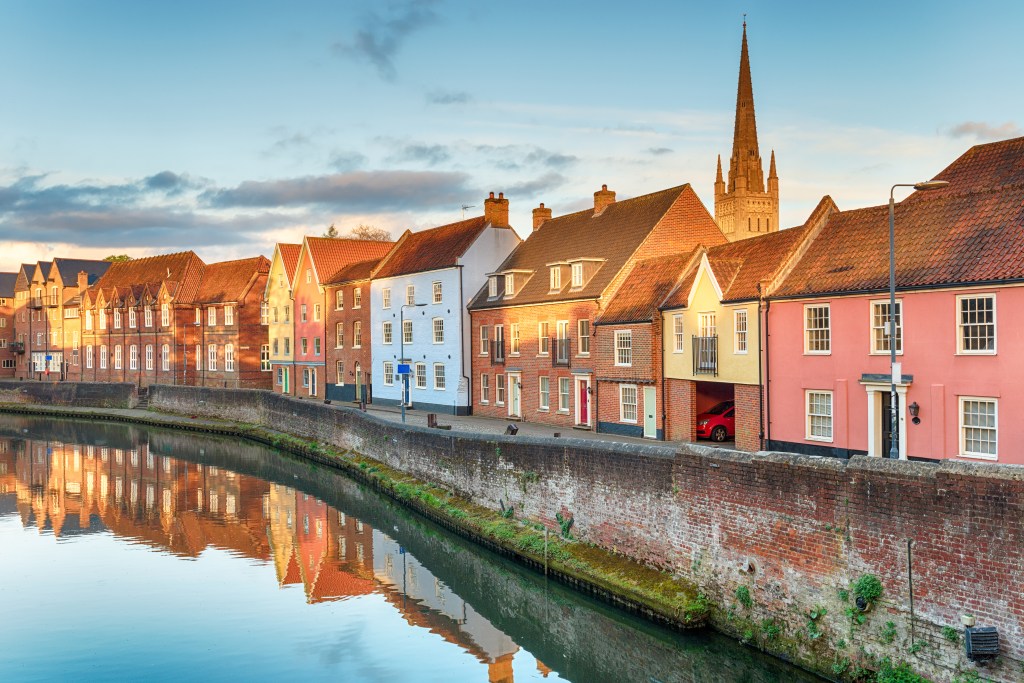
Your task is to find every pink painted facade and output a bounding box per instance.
[767,285,1022,464]
[292,249,327,398]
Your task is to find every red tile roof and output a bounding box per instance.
[279,243,302,282]
[195,256,271,304]
[304,237,395,284]
[373,216,493,279]
[597,251,698,325]
[774,137,1024,298]
[90,251,205,304]
[325,257,382,285]
[469,184,724,310]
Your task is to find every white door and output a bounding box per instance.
[508,373,521,418]
[643,386,657,438]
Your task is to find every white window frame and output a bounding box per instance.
[734,309,748,354]
[128,308,137,329]
[495,374,506,405]
[870,299,903,355]
[382,287,390,309]
[432,281,442,304]
[615,330,632,367]
[353,287,362,309]
[804,304,831,355]
[414,362,427,389]
[578,319,590,356]
[403,320,413,344]
[432,318,444,344]
[571,262,583,288]
[488,277,497,298]
[958,396,998,460]
[510,323,520,355]
[113,309,121,329]
[146,345,154,371]
[114,345,123,370]
[86,345,94,369]
[549,267,561,291]
[619,384,638,423]
[538,322,549,355]
[129,345,138,370]
[208,307,217,327]
[336,360,345,386]
[224,305,234,326]
[480,374,490,404]
[352,321,362,349]
[957,294,996,355]
[99,345,108,369]
[539,376,550,411]
[225,344,235,372]
[406,284,415,306]
[336,290,345,310]
[208,344,217,371]
[195,344,201,371]
[673,314,684,353]
[479,326,489,355]
[558,377,570,413]
[313,304,321,322]
[145,307,153,327]
[382,321,393,345]
[383,361,394,386]
[504,273,515,297]
[336,322,345,348]
[805,390,833,442]
[433,363,445,390]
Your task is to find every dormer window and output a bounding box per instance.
[571,263,584,288]
[505,273,515,297]
[488,277,498,298]
[550,267,561,291]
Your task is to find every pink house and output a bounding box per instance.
[766,137,1024,464]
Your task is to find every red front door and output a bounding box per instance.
[578,381,588,424]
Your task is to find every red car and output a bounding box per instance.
[696,400,735,442]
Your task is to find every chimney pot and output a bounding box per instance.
[532,202,553,231]
[484,191,510,228]
[593,185,616,215]
[489,191,495,199]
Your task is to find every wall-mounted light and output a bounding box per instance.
[909,401,921,425]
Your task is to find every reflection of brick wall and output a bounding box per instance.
[734,383,761,452]
[665,378,695,441]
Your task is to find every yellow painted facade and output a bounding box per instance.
[662,260,760,385]
[265,247,295,386]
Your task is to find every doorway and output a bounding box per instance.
[575,376,591,427]
[508,372,521,418]
[643,386,657,438]
[355,362,363,403]
[863,381,909,459]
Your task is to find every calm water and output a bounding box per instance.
[0,415,820,683]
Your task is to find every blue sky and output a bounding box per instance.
[0,1,1020,269]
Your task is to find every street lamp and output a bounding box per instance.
[399,302,428,423]
[887,179,949,459]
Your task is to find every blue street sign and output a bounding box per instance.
[397,363,411,375]
[45,355,52,361]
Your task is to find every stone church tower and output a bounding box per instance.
[714,22,779,241]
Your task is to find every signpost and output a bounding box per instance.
[398,364,411,423]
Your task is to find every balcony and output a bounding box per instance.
[692,335,718,376]
[490,339,506,365]
[29,297,44,309]
[46,295,59,307]
[552,337,571,367]
[10,341,25,355]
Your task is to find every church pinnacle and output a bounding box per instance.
[714,21,779,242]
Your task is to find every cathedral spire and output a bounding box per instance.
[729,21,764,194]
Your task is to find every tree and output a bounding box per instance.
[347,224,392,241]
[323,223,340,238]
[103,254,132,262]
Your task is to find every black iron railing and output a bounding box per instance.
[692,335,718,376]
[552,337,571,367]
[491,339,506,365]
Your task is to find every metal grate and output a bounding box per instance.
[965,627,999,661]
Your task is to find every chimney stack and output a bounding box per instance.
[532,202,552,231]
[483,191,510,228]
[593,184,616,215]
[77,270,89,294]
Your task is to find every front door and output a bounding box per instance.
[508,373,521,418]
[283,368,290,394]
[643,386,657,438]
[355,362,363,402]
[309,368,317,397]
[881,391,898,458]
[576,377,591,427]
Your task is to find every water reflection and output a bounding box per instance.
[0,416,819,682]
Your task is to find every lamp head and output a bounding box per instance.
[913,180,949,191]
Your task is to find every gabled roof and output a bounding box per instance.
[14,264,35,292]
[50,258,110,286]
[773,137,1024,298]
[372,216,492,280]
[597,251,698,325]
[303,237,395,285]
[0,272,17,298]
[708,224,811,303]
[279,243,302,281]
[195,256,271,304]
[325,258,383,286]
[469,184,724,310]
[89,251,206,304]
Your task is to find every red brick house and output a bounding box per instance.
[468,184,726,428]
[323,256,387,404]
[0,272,17,377]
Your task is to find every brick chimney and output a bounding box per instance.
[77,270,89,294]
[483,191,510,227]
[593,184,616,215]
[532,202,552,231]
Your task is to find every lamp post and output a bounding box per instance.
[887,180,949,459]
[399,302,428,423]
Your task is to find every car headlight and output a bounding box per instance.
[697,420,709,426]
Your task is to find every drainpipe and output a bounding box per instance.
[457,265,471,415]
[760,285,772,451]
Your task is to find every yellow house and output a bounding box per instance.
[265,243,301,394]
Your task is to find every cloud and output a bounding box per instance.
[426,89,470,105]
[263,131,314,157]
[332,0,439,81]
[647,147,673,156]
[948,121,1022,142]
[203,170,473,211]
[329,150,369,171]
[474,144,578,171]
[524,150,578,169]
[504,172,567,198]
[144,171,203,195]
[388,143,450,166]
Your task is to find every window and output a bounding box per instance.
[433,363,446,390]
[302,368,309,387]
[571,263,583,288]
[496,374,506,405]
[959,397,997,459]
[479,326,489,355]
[300,304,307,323]
[615,330,632,366]
[620,385,638,422]
[353,288,362,308]
[195,345,201,371]
[378,287,389,310]
[224,344,234,371]
[208,345,217,371]
[195,307,201,324]
[510,323,520,354]
[85,310,93,331]
[146,345,154,371]
[335,322,344,348]
[145,307,153,327]
[99,311,106,330]
[504,273,515,297]
[414,363,427,389]
[806,390,833,442]
[276,367,283,385]
[114,345,123,369]
[549,267,561,291]
[309,368,318,397]
[383,361,394,386]
[870,300,902,354]
[734,310,748,354]
[673,315,684,352]
[539,376,550,410]
[432,318,444,344]
[480,374,490,403]
[129,345,138,370]
[283,305,290,323]
[128,308,136,328]
[113,309,121,329]
[382,321,392,344]
[958,294,996,354]
[804,304,831,354]
[406,285,415,306]
[161,304,169,327]
[336,290,344,310]
[538,322,549,354]
[225,306,234,326]
[306,269,311,284]
[272,339,279,355]
[1,360,13,369]
[100,345,109,369]
[261,301,269,325]
[336,361,345,385]
[578,319,590,355]
[403,320,413,344]
[558,378,570,412]
[314,337,322,356]
[208,307,217,326]
[353,321,362,348]
[301,338,308,355]
[272,307,279,323]
[432,281,442,304]
[261,344,271,371]
[488,277,498,298]
[86,345,94,369]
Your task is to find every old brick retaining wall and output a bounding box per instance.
[0,380,138,408]
[148,384,1021,681]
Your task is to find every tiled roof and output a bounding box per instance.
[469,184,724,310]
[774,137,1024,298]
[373,216,492,280]
[597,251,697,325]
[51,258,110,286]
[711,225,810,302]
[90,251,205,304]
[0,272,17,298]
[325,257,382,285]
[195,256,271,304]
[279,243,302,281]
[305,237,395,284]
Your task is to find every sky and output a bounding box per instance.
[0,1,1021,270]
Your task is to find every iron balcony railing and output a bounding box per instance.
[692,335,718,376]
[552,337,571,367]
[30,297,44,309]
[491,338,506,365]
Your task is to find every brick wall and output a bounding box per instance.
[325,280,373,402]
[594,321,662,437]
[665,378,696,441]
[733,382,761,452]
[148,385,1023,682]
[0,380,137,407]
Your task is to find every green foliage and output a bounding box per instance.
[852,574,884,603]
[875,658,927,683]
[103,254,132,262]
[908,639,927,654]
[881,620,898,644]
[805,606,827,640]
[555,511,574,539]
[838,589,850,602]
[735,585,753,609]
[741,628,755,644]
[831,657,851,676]
[760,619,781,641]
[942,625,960,643]
[846,605,867,626]
[952,670,982,683]
[683,593,710,625]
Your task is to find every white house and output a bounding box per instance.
[370,193,520,415]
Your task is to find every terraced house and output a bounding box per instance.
[265,243,301,395]
[0,272,16,377]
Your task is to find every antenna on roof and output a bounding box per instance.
[461,204,475,218]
